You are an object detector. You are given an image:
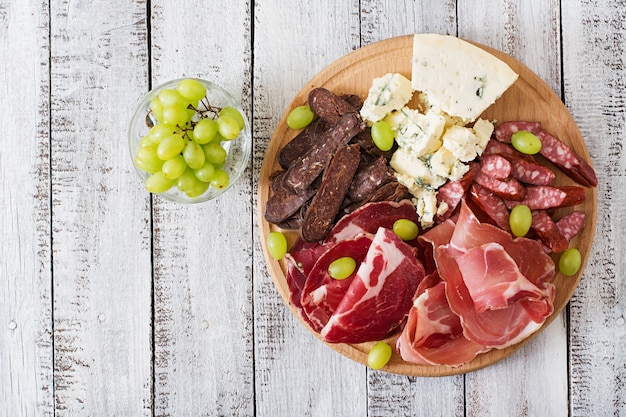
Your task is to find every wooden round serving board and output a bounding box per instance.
[257,35,598,376]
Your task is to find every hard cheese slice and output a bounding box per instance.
[412,34,518,123]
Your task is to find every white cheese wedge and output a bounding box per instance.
[360,73,413,124]
[412,34,519,123]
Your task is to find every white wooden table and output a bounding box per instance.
[1,1,624,416]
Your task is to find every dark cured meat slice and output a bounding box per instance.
[480,154,512,180]
[320,227,425,344]
[347,156,395,201]
[325,199,419,246]
[396,281,488,367]
[469,184,511,231]
[277,119,327,169]
[301,144,361,242]
[531,210,569,253]
[300,234,374,332]
[284,112,364,194]
[308,87,358,125]
[536,129,598,187]
[350,129,396,161]
[494,121,542,143]
[474,171,526,201]
[264,172,317,224]
[505,185,586,211]
[556,211,586,241]
[435,163,479,223]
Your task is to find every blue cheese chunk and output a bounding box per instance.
[389,107,445,158]
[390,148,447,192]
[360,73,413,124]
[412,34,519,123]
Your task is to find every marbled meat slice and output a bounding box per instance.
[320,228,425,344]
[300,234,374,332]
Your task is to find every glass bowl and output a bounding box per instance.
[128,78,251,203]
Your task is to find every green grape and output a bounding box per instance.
[266,231,288,260]
[367,342,392,370]
[559,247,581,276]
[156,133,185,160]
[157,88,189,108]
[150,98,165,123]
[219,107,245,129]
[161,105,191,126]
[210,169,230,189]
[161,155,187,180]
[183,140,206,169]
[194,118,218,144]
[511,130,542,155]
[287,105,315,129]
[509,204,532,237]
[193,162,216,182]
[176,168,201,193]
[392,218,419,241]
[145,171,175,193]
[134,145,163,173]
[148,123,176,144]
[328,257,357,280]
[371,120,395,151]
[177,79,206,102]
[139,135,154,148]
[202,142,227,165]
[217,115,241,140]
[185,180,210,198]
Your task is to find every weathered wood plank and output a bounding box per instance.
[358,2,466,417]
[149,1,254,416]
[49,0,153,415]
[458,1,569,416]
[0,1,53,416]
[252,2,368,417]
[561,2,626,416]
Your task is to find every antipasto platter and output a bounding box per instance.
[258,34,597,376]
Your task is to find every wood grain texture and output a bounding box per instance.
[252,2,368,417]
[0,1,53,416]
[49,0,153,415]
[562,1,626,416]
[149,1,254,416]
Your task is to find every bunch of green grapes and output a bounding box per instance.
[133,79,245,198]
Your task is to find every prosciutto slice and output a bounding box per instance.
[320,227,425,344]
[396,281,488,367]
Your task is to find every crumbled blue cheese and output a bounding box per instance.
[359,73,413,124]
[389,107,446,158]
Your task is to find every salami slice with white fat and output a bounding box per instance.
[508,154,555,185]
[474,171,526,201]
[506,185,586,210]
[435,163,478,223]
[469,183,511,231]
[495,121,542,143]
[531,210,569,253]
[556,211,586,241]
[537,130,598,187]
[480,154,511,180]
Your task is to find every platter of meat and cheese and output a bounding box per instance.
[258,34,598,376]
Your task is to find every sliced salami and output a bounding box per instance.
[483,139,534,161]
[469,183,511,231]
[531,210,569,253]
[435,163,479,222]
[537,129,598,187]
[508,154,555,185]
[474,171,526,201]
[556,211,586,241]
[480,154,512,180]
[495,121,542,143]
[506,185,586,211]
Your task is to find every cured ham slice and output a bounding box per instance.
[320,227,425,344]
[324,199,419,246]
[435,202,556,349]
[396,281,488,367]
[300,234,374,332]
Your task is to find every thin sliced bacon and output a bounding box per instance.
[320,227,425,344]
